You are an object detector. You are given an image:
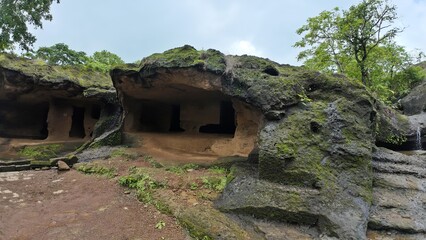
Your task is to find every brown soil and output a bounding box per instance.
[0,168,188,240]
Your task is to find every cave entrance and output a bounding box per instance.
[0,101,49,140]
[199,101,236,134]
[123,83,261,160]
[69,107,86,138]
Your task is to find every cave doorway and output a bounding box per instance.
[0,101,49,140]
[199,101,236,135]
[69,107,86,138]
[169,104,185,132]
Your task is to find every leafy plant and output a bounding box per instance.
[189,182,199,190]
[76,163,117,178]
[155,220,166,230]
[0,0,60,52]
[166,163,200,174]
[202,176,228,192]
[118,172,164,203]
[294,0,425,102]
[207,166,227,175]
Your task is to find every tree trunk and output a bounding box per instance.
[359,62,368,86]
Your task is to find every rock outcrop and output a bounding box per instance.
[0,53,121,160]
[112,45,376,239]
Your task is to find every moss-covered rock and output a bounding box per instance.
[0,53,112,92]
[111,45,377,239]
[374,102,412,149]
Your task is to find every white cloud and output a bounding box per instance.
[228,40,264,57]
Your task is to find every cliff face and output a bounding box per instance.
[112,45,376,239]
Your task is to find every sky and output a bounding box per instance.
[30,0,426,66]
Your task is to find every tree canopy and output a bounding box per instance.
[34,43,88,65]
[294,0,424,102]
[0,0,59,52]
[30,43,125,72]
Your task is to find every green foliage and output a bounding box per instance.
[166,163,200,174]
[207,166,227,175]
[155,220,166,230]
[294,0,424,102]
[33,43,88,65]
[0,52,112,89]
[0,0,59,52]
[143,155,164,168]
[76,163,117,178]
[110,147,138,160]
[18,144,62,160]
[202,176,228,192]
[118,171,164,203]
[85,50,125,72]
[28,44,124,73]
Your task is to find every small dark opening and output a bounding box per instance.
[199,101,236,134]
[263,66,279,76]
[91,105,101,119]
[69,107,86,138]
[310,122,321,133]
[169,105,185,132]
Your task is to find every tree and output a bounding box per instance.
[33,43,88,65]
[85,50,125,72]
[0,0,60,52]
[294,0,403,86]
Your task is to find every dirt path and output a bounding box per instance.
[0,169,187,240]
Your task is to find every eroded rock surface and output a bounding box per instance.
[369,147,426,237]
[113,45,376,239]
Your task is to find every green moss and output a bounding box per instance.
[30,160,53,167]
[89,130,122,148]
[0,53,112,89]
[375,103,410,145]
[18,144,63,160]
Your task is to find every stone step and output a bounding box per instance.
[373,173,426,191]
[369,187,426,233]
[368,230,426,239]
[372,147,425,167]
[373,162,426,178]
[0,159,31,166]
[0,164,31,172]
[369,207,426,233]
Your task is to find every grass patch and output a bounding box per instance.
[118,170,165,203]
[18,144,63,160]
[76,163,117,178]
[110,147,138,160]
[202,176,228,192]
[166,163,200,174]
[143,155,163,168]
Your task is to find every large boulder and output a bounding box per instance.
[400,81,426,115]
[112,45,376,239]
[400,62,426,116]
